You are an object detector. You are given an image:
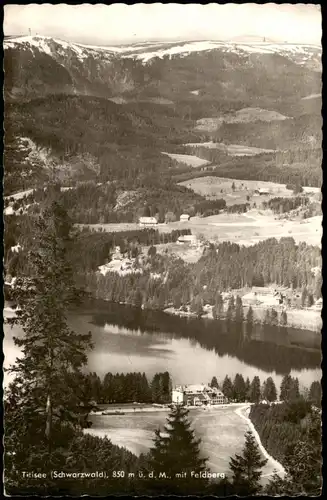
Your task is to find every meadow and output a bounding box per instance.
[86,404,283,482]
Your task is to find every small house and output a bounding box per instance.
[180,213,190,222]
[177,234,197,246]
[139,216,158,227]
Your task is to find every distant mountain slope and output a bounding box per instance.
[4,36,321,102]
[4,35,322,199]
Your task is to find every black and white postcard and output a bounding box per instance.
[3,3,322,496]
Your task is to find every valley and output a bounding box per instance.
[4,33,322,335]
[3,3,323,497]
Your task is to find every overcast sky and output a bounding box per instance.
[4,3,321,46]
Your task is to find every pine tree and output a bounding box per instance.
[229,430,268,495]
[143,405,209,494]
[264,308,271,325]
[309,381,321,407]
[226,296,235,325]
[235,295,243,323]
[222,375,234,401]
[280,310,287,327]
[245,377,251,401]
[245,306,254,340]
[306,293,314,307]
[249,376,261,403]
[301,287,308,307]
[210,376,219,389]
[190,295,204,318]
[215,292,224,315]
[4,201,93,492]
[289,377,300,401]
[233,374,246,402]
[262,377,277,402]
[280,374,293,401]
[151,373,162,403]
[270,308,278,326]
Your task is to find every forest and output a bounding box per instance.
[173,147,321,188]
[264,195,309,214]
[73,369,321,407]
[71,227,192,272]
[11,181,227,223]
[83,371,171,405]
[250,396,321,466]
[83,237,321,311]
[4,218,192,276]
[4,95,200,196]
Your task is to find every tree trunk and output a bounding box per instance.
[45,393,52,446]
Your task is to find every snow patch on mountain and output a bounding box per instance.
[119,40,321,66]
[4,36,321,69]
[4,35,117,63]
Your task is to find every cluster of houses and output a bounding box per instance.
[172,384,228,407]
[98,246,142,277]
[139,214,191,227]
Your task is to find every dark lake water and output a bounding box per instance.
[4,300,321,390]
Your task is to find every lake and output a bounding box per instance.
[4,300,321,390]
[3,300,321,476]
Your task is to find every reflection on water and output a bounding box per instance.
[4,301,321,390]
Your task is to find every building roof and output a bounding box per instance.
[139,217,158,223]
[178,234,197,242]
[183,384,208,393]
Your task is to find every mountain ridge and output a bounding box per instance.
[4,33,322,199]
[4,35,321,103]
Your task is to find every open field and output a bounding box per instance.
[77,210,322,248]
[178,176,320,205]
[75,222,173,233]
[85,404,284,482]
[184,142,276,156]
[161,152,211,167]
[168,211,322,247]
[194,108,290,132]
[219,107,290,123]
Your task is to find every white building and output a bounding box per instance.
[172,384,227,406]
[180,214,190,222]
[172,386,185,405]
[139,216,158,227]
[177,234,197,246]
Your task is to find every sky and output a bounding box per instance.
[4,3,321,46]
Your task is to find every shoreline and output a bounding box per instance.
[164,305,321,334]
[90,401,253,416]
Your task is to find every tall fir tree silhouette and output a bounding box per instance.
[229,430,267,495]
[142,404,208,495]
[5,201,93,494]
